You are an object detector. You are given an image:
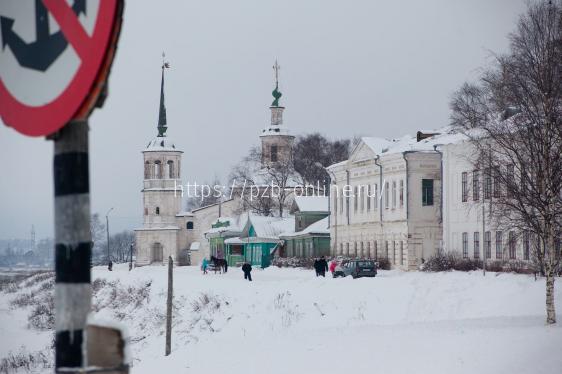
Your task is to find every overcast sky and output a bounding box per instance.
[0,0,528,240]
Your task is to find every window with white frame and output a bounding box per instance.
[508,231,516,259]
[462,232,468,258]
[385,182,389,209]
[392,181,396,208]
[360,186,365,212]
[473,170,480,201]
[399,180,404,208]
[367,185,371,212]
[473,232,480,259]
[461,172,468,202]
[496,231,503,259]
[354,186,358,213]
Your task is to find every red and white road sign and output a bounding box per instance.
[0,0,122,136]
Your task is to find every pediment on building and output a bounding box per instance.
[349,141,376,164]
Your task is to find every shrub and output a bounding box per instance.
[376,257,391,270]
[0,349,50,374]
[485,261,504,272]
[22,272,54,288]
[28,297,54,330]
[421,252,481,272]
[272,257,316,269]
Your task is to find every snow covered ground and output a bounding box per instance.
[1,264,561,374]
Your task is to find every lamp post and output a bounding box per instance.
[106,207,114,269]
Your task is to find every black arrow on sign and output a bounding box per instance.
[1,0,86,72]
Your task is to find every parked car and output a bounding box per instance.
[333,260,377,278]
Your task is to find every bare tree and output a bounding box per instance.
[293,133,351,188]
[90,213,106,260]
[109,230,135,263]
[450,0,562,324]
[230,145,297,217]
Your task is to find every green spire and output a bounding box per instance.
[271,60,282,107]
[157,57,170,137]
[272,84,282,107]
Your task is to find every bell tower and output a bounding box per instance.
[260,60,295,166]
[135,56,183,266]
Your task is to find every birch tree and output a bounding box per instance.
[450,0,562,324]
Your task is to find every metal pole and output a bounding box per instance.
[129,244,133,271]
[53,120,91,371]
[105,207,113,267]
[482,203,486,276]
[165,256,173,356]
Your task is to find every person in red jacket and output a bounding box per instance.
[329,259,338,275]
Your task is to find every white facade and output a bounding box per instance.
[440,140,531,262]
[135,137,186,266]
[329,127,534,269]
[328,136,443,270]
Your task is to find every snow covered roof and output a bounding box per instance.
[259,125,293,137]
[247,214,295,240]
[225,236,279,244]
[144,136,182,152]
[374,128,467,154]
[362,137,392,154]
[280,216,329,238]
[204,216,244,235]
[329,127,468,170]
[293,196,329,212]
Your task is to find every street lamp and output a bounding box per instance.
[105,207,114,269]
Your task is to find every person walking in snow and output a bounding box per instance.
[201,257,209,275]
[316,256,329,277]
[313,258,319,276]
[329,258,338,275]
[242,262,252,281]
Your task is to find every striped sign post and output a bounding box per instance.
[53,119,92,368]
[0,1,124,371]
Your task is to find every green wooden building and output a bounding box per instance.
[280,216,330,257]
[207,214,294,268]
[280,196,331,257]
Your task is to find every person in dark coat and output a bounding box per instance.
[313,258,319,276]
[316,256,329,277]
[242,262,252,281]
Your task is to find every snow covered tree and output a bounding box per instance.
[450,0,562,324]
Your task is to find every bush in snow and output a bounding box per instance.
[28,296,54,330]
[421,252,482,272]
[376,257,391,270]
[272,257,316,269]
[22,272,54,288]
[92,278,151,320]
[191,293,222,313]
[0,348,51,374]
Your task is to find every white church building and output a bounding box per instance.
[135,62,296,266]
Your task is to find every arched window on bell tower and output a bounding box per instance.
[154,160,162,179]
[144,161,151,179]
[167,160,174,179]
